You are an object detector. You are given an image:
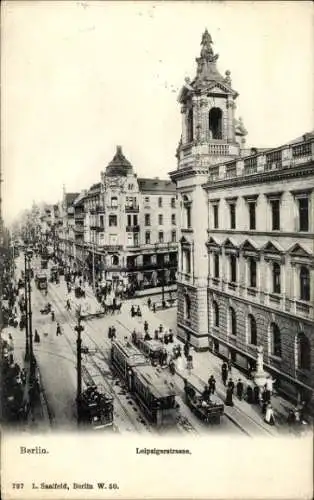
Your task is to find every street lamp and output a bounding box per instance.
[75,305,84,424]
[25,248,35,380]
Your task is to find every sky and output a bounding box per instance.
[2,1,313,224]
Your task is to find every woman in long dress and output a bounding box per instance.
[264,403,275,425]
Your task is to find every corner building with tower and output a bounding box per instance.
[170,30,314,404]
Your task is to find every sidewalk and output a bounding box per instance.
[1,327,51,430]
[117,300,298,435]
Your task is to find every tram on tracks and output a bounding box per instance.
[79,386,114,430]
[133,337,163,366]
[35,272,48,291]
[111,340,178,427]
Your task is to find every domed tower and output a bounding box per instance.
[170,30,247,350]
[105,145,134,178]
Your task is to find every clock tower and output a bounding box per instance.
[170,30,247,350]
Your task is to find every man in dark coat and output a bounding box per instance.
[253,385,260,404]
[184,341,190,359]
[130,305,135,317]
[236,379,244,400]
[202,385,211,403]
[208,375,216,394]
[246,385,253,403]
[227,378,235,394]
[225,386,234,406]
[221,362,228,385]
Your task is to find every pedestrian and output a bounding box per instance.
[66,299,71,311]
[227,358,232,373]
[159,324,163,334]
[130,305,135,318]
[154,329,159,340]
[228,378,235,394]
[152,303,156,313]
[56,323,62,336]
[264,403,275,425]
[168,329,174,343]
[225,386,234,407]
[144,320,149,334]
[265,375,275,397]
[236,379,244,400]
[132,329,137,344]
[147,297,151,310]
[144,332,151,341]
[108,326,112,340]
[136,305,142,318]
[221,362,228,386]
[187,354,193,374]
[51,310,55,321]
[111,326,116,340]
[208,375,216,395]
[34,329,40,343]
[169,359,175,375]
[184,341,190,359]
[253,385,260,405]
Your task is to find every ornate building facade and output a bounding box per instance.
[56,146,178,291]
[170,30,314,403]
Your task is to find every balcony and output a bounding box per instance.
[101,244,123,252]
[125,205,139,213]
[126,225,140,232]
[75,212,85,220]
[96,225,105,232]
[107,205,119,210]
[74,226,84,234]
[95,205,105,213]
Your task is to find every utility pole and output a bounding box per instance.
[27,252,35,382]
[24,253,29,361]
[75,307,84,424]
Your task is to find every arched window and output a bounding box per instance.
[184,294,191,320]
[209,107,223,139]
[112,255,119,266]
[300,266,310,301]
[187,109,194,142]
[272,262,281,294]
[248,314,257,345]
[111,196,118,208]
[297,333,311,370]
[271,323,281,357]
[229,307,237,336]
[213,301,219,327]
[182,195,192,229]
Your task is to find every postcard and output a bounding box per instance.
[1,1,313,499]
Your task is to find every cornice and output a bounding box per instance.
[202,162,314,191]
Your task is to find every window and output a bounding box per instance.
[184,293,191,320]
[133,215,138,226]
[145,231,150,244]
[171,214,176,225]
[127,214,132,226]
[249,203,256,230]
[297,333,311,370]
[208,107,222,139]
[229,307,237,336]
[214,254,219,278]
[128,184,134,191]
[182,248,191,274]
[272,262,281,294]
[230,255,237,283]
[144,196,150,204]
[248,315,257,345]
[299,198,309,231]
[171,198,176,208]
[111,196,118,207]
[158,197,163,208]
[230,204,236,229]
[249,258,257,288]
[158,231,164,243]
[112,255,119,266]
[109,215,117,227]
[300,266,310,301]
[187,109,193,142]
[134,233,139,246]
[271,323,282,357]
[171,230,176,243]
[213,205,219,229]
[145,214,151,226]
[213,301,219,327]
[186,207,191,228]
[158,214,163,225]
[271,200,280,230]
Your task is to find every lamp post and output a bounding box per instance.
[24,253,29,361]
[75,305,84,424]
[25,249,35,380]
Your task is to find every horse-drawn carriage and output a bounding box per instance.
[184,379,224,424]
[79,386,114,430]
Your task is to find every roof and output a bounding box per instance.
[105,146,134,177]
[138,177,176,193]
[135,366,177,398]
[65,193,79,206]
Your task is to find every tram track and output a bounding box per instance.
[44,281,200,435]
[43,282,154,434]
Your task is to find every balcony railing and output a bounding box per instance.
[125,205,139,213]
[126,225,140,232]
[101,244,123,252]
[204,137,314,184]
